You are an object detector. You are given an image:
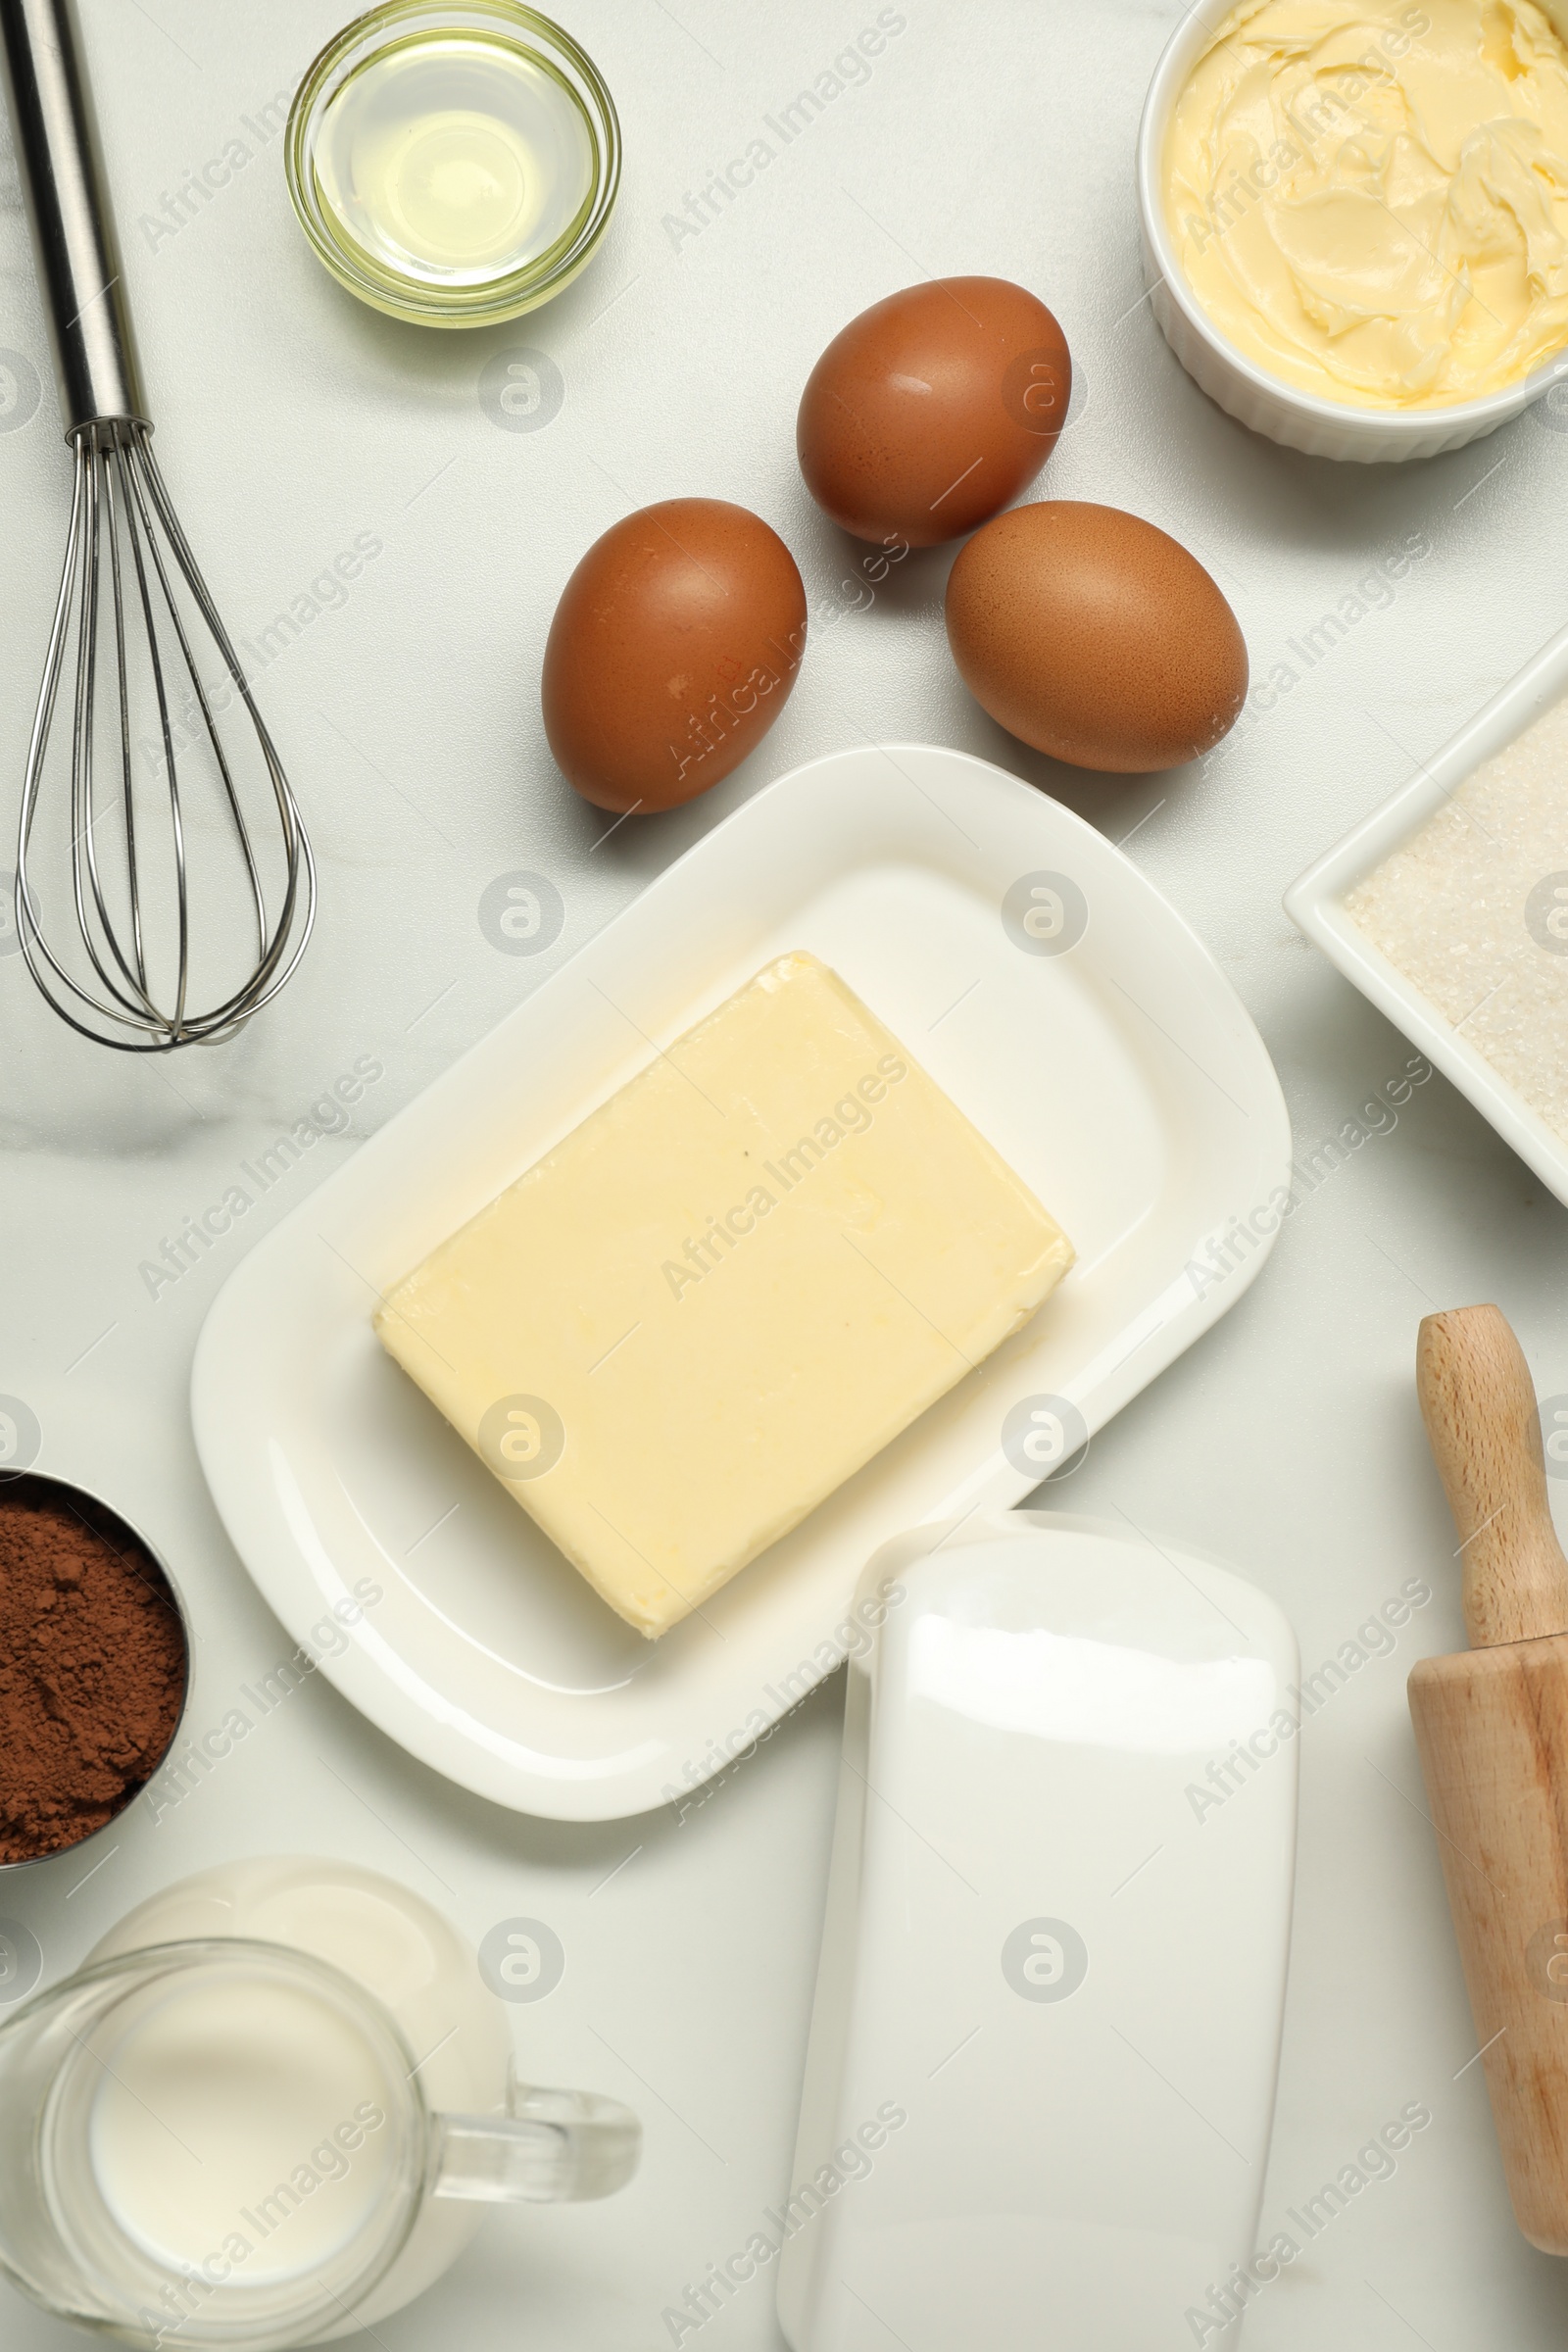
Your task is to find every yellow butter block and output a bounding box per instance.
[374,953,1073,1638]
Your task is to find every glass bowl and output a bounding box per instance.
[286,1,620,328]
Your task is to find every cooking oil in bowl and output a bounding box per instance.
[287,5,620,326]
[316,29,594,287]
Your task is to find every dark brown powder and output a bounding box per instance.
[0,1478,187,1864]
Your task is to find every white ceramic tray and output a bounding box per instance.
[192,744,1292,1823]
[1285,623,1568,1210]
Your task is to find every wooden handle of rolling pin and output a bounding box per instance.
[1416,1303,1568,1645]
[1409,1304,1568,2252]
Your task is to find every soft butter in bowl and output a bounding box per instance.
[1137,0,1568,460]
[1286,621,1568,1203]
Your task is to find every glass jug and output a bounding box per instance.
[0,1865,638,2349]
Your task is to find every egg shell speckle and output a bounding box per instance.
[542,498,808,813]
[944,501,1249,774]
[797,276,1071,548]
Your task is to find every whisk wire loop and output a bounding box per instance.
[14,419,316,1052]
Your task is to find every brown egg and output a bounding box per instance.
[797,277,1071,548]
[542,499,808,813]
[945,503,1249,773]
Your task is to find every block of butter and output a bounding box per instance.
[374,954,1073,1639]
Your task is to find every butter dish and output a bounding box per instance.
[779,1510,1298,2351]
[191,744,1290,1822]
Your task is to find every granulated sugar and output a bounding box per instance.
[1346,693,1568,1145]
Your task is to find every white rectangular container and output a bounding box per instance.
[1285,624,1568,1210]
[779,1510,1298,2351]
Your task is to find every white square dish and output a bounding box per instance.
[1284,623,1568,1209]
[192,744,1291,1823]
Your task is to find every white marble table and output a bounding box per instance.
[2,1,1567,2344]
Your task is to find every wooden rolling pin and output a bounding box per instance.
[1408,1303,1568,2253]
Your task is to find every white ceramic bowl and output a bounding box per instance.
[1285,619,1568,1206]
[1135,9,1568,463]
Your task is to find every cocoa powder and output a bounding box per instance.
[0,1478,187,1864]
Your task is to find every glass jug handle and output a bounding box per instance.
[431,2067,640,2205]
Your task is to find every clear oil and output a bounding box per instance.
[313,29,598,289]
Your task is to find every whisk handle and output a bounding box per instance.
[0,0,147,435]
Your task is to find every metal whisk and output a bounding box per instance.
[0,0,314,1052]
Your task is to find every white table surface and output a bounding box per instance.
[3,2,1567,2345]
